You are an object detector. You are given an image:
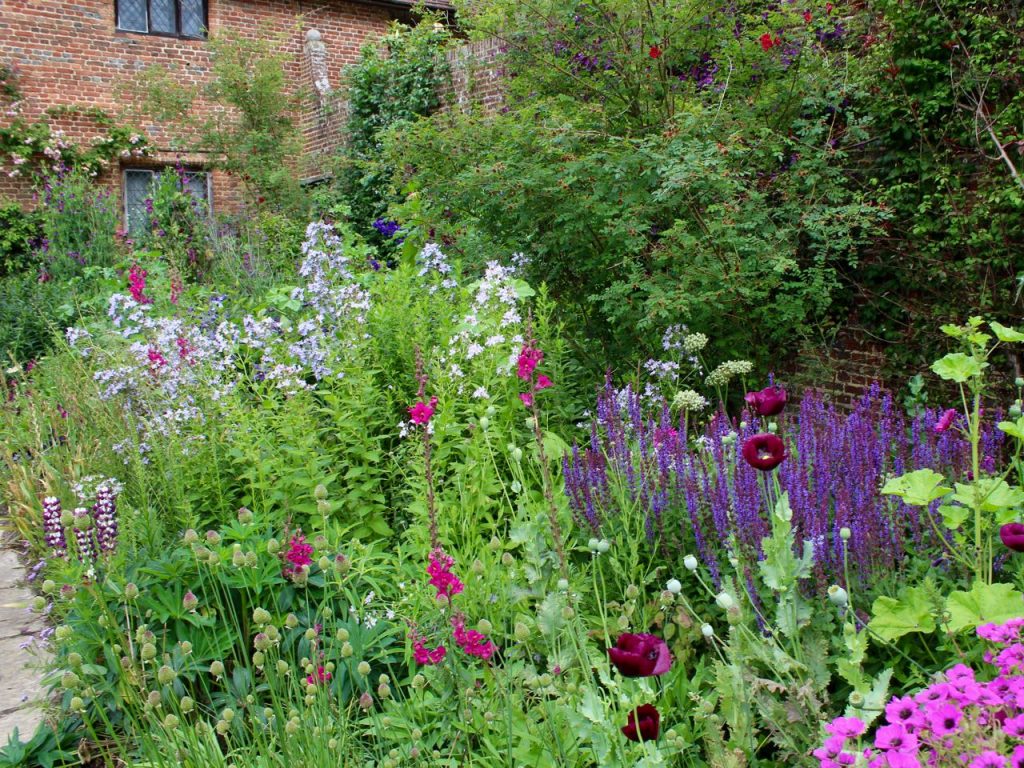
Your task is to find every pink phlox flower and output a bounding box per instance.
[535,374,553,391]
[516,345,543,381]
[915,683,952,705]
[408,396,438,425]
[934,408,958,434]
[451,614,495,660]
[519,392,534,408]
[306,665,331,686]
[176,336,195,364]
[825,717,866,739]
[426,548,464,600]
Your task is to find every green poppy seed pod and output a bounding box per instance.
[73,511,91,530]
[336,627,350,642]
[305,682,316,696]
[739,420,748,430]
[828,585,849,608]
[377,683,391,699]
[477,619,493,634]
[501,552,514,566]
[314,535,327,549]
[479,415,491,431]
[715,592,735,611]
[767,422,778,434]
[317,555,330,570]
[265,624,280,642]
[179,641,192,655]
[113,644,122,654]
[849,691,864,707]
[276,660,289,676]
[163,714,179,729]
[329,738,339,750]
[182,591,198,612]
[216,720,230,735]
[488,536,501,551]
[253,651,265,667]
[596,540,610,553]
[625,584,640,600]
[412,674,426,690]
[322,606,333,620]
[205,530,220,546]
[538,673,552,687]
[304,628,316,641]
[210,660,225,677]
[266,538,280,555]
[358,692,373,710]
[252,608,272,625]
[484,710,495,723]
[147,690,161,708]
[514,622,530,642]
[511,447,523,463]
[1011,403,1023,418]
[721,432,737,446]
[325,661,336,673]
[1016,377,1024,388]
[316,499,330,515]
[124,583,140,601]
[60,510,74,527]
[96,614,108,627]
[666,578,682,594]
[183,529,199,545]
[41,579,56,595]
[840,527,852,541]
[294,568,309,586]
[237,507,254,524]
[357,661,371,677]
[222,708,235,722]
[587,538,599,552]
[31,596,45,612]
[314,483,328,500]
[285,613,299,629]
[61,671,80,690]
[157,665,176,686]
[616,614,630,630]
[302,659,312,672]
[341,641,353,658]
[701,623,714,638]
[378,673,390,686]
[55,625,72,641]
[67,652,82,667]
[180,696,194,713]
[684,554,699,571]
[141,643,157,661]
[70,695,84,712]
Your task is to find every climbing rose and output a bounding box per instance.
[741,433,787,471]
[649,44,662,59]
[607,633,672,677]
[744,385,787,416]
[622,704,660,742]
[1001,523,1024,553]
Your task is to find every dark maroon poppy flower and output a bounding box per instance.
[607,633,672,677]
[741,433,787,471]
[622,704,660,742]
[1001,523,1024,553]
[744,385,788,416]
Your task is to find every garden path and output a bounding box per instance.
[0,547,47,745]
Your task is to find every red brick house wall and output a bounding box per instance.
[0,0,413,216]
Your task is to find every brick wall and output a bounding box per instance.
[786,332,888,407]
[0,0,402,216]
[438,37,505,113]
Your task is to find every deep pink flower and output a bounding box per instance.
[741,433,787,471]
[607,633,672,677]
[934,408,957,434]
[282,532,313,577]
[306,665,332,685]
[517,345,544,381]
[535,374,553,390]
[884,696,922,728]
[825,717,866,739]
[873,723,917,752]
[426,548,464,600]
[622,704,659,742]
[411,632,447,665]
[969,752,1007,768]
[451,615,495,660]
[1001,524,1024,553]
[128,264,152,304]
[520,392,534,407]
[408,395,438,425]
[1010,745,1024,768]
[147,347,167,372]
[744,385,788,416]
[649,44,662,59]
[927,702,961,736]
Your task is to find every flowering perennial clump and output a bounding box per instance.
[426,548,464,600]
[816,617,1024,768]
[42,496,66,558]
[281,532,314,579]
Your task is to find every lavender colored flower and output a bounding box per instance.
[42,497,66,558]
[93,483,118,554]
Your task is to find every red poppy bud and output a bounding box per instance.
[741,433,787,471]
[649,45,662,59]
[622,704,660,742]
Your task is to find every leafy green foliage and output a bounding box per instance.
[0,202,41,278]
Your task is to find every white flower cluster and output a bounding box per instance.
[704,359,753,387]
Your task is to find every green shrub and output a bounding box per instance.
[0,201,41,278]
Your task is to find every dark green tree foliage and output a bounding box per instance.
[386,1,883,366]
[851,1,1024,372]
[337,20,450,238]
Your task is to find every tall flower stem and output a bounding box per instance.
[529,397,568,579]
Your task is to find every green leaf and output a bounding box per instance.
[868,587,936,642]
[881,469,952,506]
[931,353,986,383]
[946,582,1024,633]
[991,322,1024,343]
[952,478,1024,512]
[937,504,970,530]
[999,418,1024,441]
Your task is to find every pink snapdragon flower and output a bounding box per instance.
[451,614,495,660]
[426,548,464,600]
[306,665,332,686]
[128,264,152,304]
[411,632,447,665]
[517,344,544,381]
[282,532,313,578]
[408,396,438,425]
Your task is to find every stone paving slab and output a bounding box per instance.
[0,548,48,746]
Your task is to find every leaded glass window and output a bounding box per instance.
[123,168,211,237]
[115,0,207,38]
